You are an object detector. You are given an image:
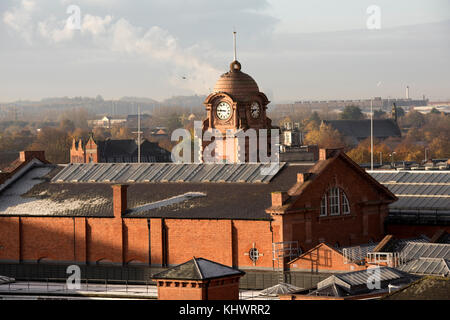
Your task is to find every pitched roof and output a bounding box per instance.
[400,243,450,262]
[399,258,450,277]
[369,171,450,216]
[382,276,450,300]
[322,119,401,140]
[0,163,312,220]
[267,151,397,214]
[52,162,287,184]
[259,283,302,296]
[152,257,245,281]
[0,275,14,285]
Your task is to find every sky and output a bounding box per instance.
[0,0,449,103]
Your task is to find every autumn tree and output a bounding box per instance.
[304,124,345,148]
[28,127,71,163]
[347,138,392,164]
[339,106,365,120]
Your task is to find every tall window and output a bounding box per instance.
[320,187,350,217]
[320,195,327,216]
[329,187,340,215]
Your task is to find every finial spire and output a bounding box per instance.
[233,29,237,61]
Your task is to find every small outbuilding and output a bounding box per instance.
[152,257,245,300]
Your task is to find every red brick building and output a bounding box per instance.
[153,257,245,300]
[0,149,396,271]
[70,134,171,163]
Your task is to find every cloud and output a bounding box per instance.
[3,0,220,94]
[3,0,36,44]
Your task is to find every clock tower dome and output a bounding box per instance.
[201,57,274,163]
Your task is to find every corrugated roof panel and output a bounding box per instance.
[51,162,286,184]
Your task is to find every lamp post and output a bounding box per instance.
[379,152,382,166]
[389,152,396,168]
[370,98,374,171]
[425,148,429,163]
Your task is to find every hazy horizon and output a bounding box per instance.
[1,0,449,103]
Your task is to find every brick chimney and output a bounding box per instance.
[319,148,343,161]
[271,191,289,207]
[297,173,312,184]
[20,151,46,163]
[112,184,128,218]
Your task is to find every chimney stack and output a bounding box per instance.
[319,148,342,161]
[271,191,289,207]
[112,184,128,218]
[19,151,46,163]
[297,173,312,184]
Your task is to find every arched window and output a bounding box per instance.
[320,187,350,217]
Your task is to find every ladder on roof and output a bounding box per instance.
[272,241,300,284]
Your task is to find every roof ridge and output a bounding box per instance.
[192,257,204,280]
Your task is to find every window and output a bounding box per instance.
[320,195,327,216]
[329,187,340,215]
[342,192,350,214]
[320,187,350,217]
[249,248,260,263]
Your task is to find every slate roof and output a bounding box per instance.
[382,276,450,300]
[152,257,245,281]
[322,119,401,141]
[0,163,312,219]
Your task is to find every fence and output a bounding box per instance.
[0,263,331,291]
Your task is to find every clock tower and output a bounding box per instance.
[201,56,274,163]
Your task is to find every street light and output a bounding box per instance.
[425,148,429,163]
[389,152,396,168]
[379,152,382,166]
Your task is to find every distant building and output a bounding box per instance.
[275,97,428,117]
[88,116,127,129]
[322,119,401,146]
[70,134,171,163]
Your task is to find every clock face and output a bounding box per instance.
[250,102,261,119]
[216,102,232,120]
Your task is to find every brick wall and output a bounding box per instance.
[272,155,390,253]
[156,276,241,300]
[288,243,367,273]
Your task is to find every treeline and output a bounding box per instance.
[272,105,450,163]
